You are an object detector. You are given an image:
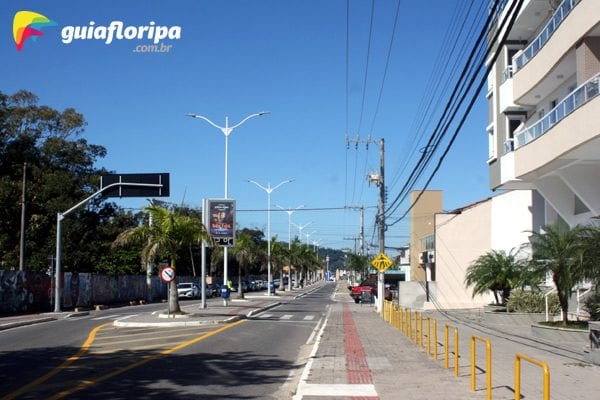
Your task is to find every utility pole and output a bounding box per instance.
[19,163,27,271]
[345,205,365,256]
[346,135,386,312]
[350,136,385,314]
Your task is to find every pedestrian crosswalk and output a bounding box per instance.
[91,314,139,321]
[259,313,318,321]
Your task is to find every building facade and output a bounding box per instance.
[487,0,600,227]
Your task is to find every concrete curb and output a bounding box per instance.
[0,317,57,331]
[113,301,282,328]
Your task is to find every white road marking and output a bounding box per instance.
[303,315,315,321]
[280,314,293,320]
[92,314,122,320]
[261,314,273,319]
[293,304,378,399]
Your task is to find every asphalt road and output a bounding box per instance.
[0,283,335,399]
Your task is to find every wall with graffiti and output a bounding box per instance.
[0,270,201,314]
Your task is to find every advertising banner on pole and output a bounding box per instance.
[206,199,236,247]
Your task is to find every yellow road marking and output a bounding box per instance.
[0,322,111,400]
[96,326,202,340]
[91,331,210,347]
[47,320,246,399]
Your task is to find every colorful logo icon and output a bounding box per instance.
[13,11,57,51]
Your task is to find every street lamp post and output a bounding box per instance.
[247,179,294,296]
[187,111,268,305]
[276,204,304,291]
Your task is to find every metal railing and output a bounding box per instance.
[513,0,581,72]
[514,73,600,149]
[514,353,550,400]
[471,336,492,400]
[445,324,460,377]
[376,304,554,400]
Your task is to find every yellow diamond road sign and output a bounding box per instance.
[371,252,393,272]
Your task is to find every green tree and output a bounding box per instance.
[580,224,600,286]
[465,249,528,305]
[346,253,369,281]
[270,236,288,291]
[232,230,257,299]
[0,90,140,273]
[113,205,209,313]
[529,222,587,325]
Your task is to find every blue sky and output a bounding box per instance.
[3,0,493,254]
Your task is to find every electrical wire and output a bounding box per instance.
[384,0,504,219]
[356,0,376,135]
[387,0,524,226]
[367,0,402,136]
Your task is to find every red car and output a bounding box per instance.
[348,278,392,303]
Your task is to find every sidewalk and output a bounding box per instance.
[294,281,600,400]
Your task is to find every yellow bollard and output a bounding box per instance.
[514,353,550,400]
[426,317,431,355]
[444,324,459,377]
[433,319,438,360]
[471,336,492,400]
[419,313,424,349]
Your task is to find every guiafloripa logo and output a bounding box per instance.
[13,11,57,51]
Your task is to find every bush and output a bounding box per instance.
[584,290,600,321]
[507,290,560,313]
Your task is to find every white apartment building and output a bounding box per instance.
[487,0,600,228]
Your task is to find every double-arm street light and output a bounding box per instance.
[276,204,304,291]
[187,111,269,303]
[247,179,294,296]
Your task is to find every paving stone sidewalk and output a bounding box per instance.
[295,282,600,400]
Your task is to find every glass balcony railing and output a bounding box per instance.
[513,73,600,149]
[513,0,581,72]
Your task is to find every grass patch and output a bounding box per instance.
[537,321,588,330]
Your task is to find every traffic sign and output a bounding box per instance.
[100,173,170,198]
[371,252,393,272]
[160,266,176,283]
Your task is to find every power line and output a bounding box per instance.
[387,0,524,226]
[356,0,376,135]
[367,0,402,135]
[384,0,504,219]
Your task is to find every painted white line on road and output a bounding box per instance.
[115,314,139,321]
[305,316,324,345]
[298,383,377,397]
[294,305,331,400]
[303,315,315,321]
[261,314,273,319]
[280,315,293,320]
[91,315,121,321]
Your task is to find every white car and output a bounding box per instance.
[177,283,200,299]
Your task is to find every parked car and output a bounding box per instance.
[177,283,200,299]
[206,283,219,297]
[348,278,393,303]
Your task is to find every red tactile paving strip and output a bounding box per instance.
[343,303,380,400]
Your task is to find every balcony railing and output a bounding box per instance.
[513,0,581,72]
[513,73,600,149]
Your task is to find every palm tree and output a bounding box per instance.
[529,222,587,325]
[270,236,288,291]
[289,237,303,287]
[580,224,600,286]
[465,249,528,305]
[113,205,209,314]
[232,231,256,299]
